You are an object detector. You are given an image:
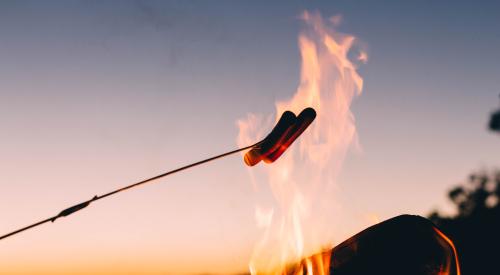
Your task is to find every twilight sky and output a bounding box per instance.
[0,1,499,274]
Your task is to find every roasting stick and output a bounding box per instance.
[0,107,316,241]
[0,142,259,241]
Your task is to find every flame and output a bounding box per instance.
[238,11,365,274]
[433,227,461,275]
[289,250,332,275]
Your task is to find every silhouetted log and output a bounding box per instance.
[330,215,460,275]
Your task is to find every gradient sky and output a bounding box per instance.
[0,1,499,274]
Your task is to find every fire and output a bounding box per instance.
[237,11,365,274]
[282,250,332,275]
[433,228,461,275]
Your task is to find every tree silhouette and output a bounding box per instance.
[489,94,500,132]
[429,170,500,274]
[490,108,500,132]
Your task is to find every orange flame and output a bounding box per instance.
[238,11,365,274]
[286,250,332,275]
[433,227,461,275]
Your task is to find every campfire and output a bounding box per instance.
[237,11,460,275]
[238,10,365,274]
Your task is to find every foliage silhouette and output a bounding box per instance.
[489,94,500,132]
[490,108,500,132]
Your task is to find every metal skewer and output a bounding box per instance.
[0,142,259,241]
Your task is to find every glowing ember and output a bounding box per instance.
[237,11,365,274]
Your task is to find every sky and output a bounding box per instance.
[0,1,499,274]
